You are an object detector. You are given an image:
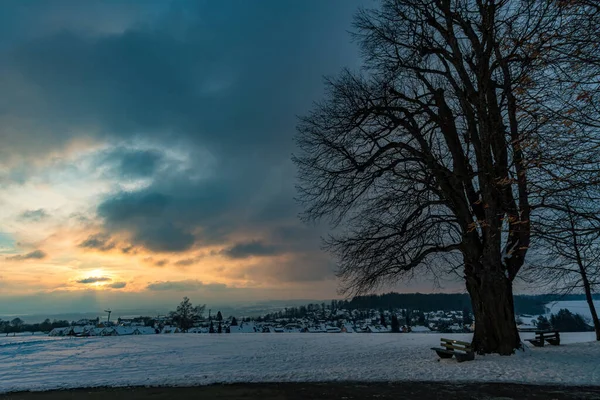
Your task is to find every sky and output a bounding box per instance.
[0,0,463,316]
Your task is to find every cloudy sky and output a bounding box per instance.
[0,0,457,316]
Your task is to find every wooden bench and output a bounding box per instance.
[526,330,560,347]
[431,338,475,362]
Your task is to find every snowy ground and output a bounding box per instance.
[0,332,598,393]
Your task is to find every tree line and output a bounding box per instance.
[0,318,70,335]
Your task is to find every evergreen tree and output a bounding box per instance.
[462,307,473,326]
[217,321,222,333]
[417,312,426,326]
[550,309,590,332]
[380,313,387,327]
[216,311,223,321]
[391,315,400,333]
[231,317,238,326]
[209,321,215,333]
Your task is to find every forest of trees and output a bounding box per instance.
[345,293,598,316]
[0,318,70,335]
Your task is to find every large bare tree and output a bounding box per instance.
[294,0,600,354]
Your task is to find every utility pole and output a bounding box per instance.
[104,309,112,324]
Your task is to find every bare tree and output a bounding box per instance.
[527,204,600,340]
[294,0,600,354]
[523,1,600,341]
[170,297,206,332]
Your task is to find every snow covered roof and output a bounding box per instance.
[161,325,180,334]
[114,327,135,336]
[134,327,157,335]
[48,327,69,336]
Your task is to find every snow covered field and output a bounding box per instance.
[0,332,598,393]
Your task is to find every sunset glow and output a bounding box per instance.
[0,0,445,316]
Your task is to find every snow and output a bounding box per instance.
[545,300,600,322]
[410,325,431,333]
[0,332,598,393]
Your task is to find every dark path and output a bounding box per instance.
[2,382,600,400]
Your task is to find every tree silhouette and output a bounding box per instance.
[169,297,206,332]
[391,315,400,333]
[294,0,600,354]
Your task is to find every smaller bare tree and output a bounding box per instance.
[528,204,600,340]
[170,297,206,332]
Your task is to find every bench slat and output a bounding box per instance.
[433,339,474,362]
[442,344,471,352]
[440,338,471,346]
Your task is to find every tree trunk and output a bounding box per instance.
[581,269,600,341]
[466,263,521,355]
[570,213,600,341]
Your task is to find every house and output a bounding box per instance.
[410,325,431,333]
[132,326,155,335]
[86,327,106,336]
[341,323,354,333]
[114,326,135,336]
[101,327,118,336]
[161,325,180,334]
[325,326,341,333]
[48,327,69,337]
[64,326,86,336]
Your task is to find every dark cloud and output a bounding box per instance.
[174,258,196,267]
[98,192,170,222]
[121,245,136,254]
[0,0,366,284]
[7,250,47,261]
[146,280,227,292]
[76,276,111,284]
[78,233,115,251]
[144,257,169,267]
[134,222,195,252]
[97,192,195,252]
[108,281,127,289]
[19,209,49,222]
[225,253,336,284]
[100,147,162,179]
[223,240,282,259]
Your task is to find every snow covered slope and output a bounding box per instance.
[545,300,600,322]
[0,332,598,393]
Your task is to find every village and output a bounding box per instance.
[46,304,476,337]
